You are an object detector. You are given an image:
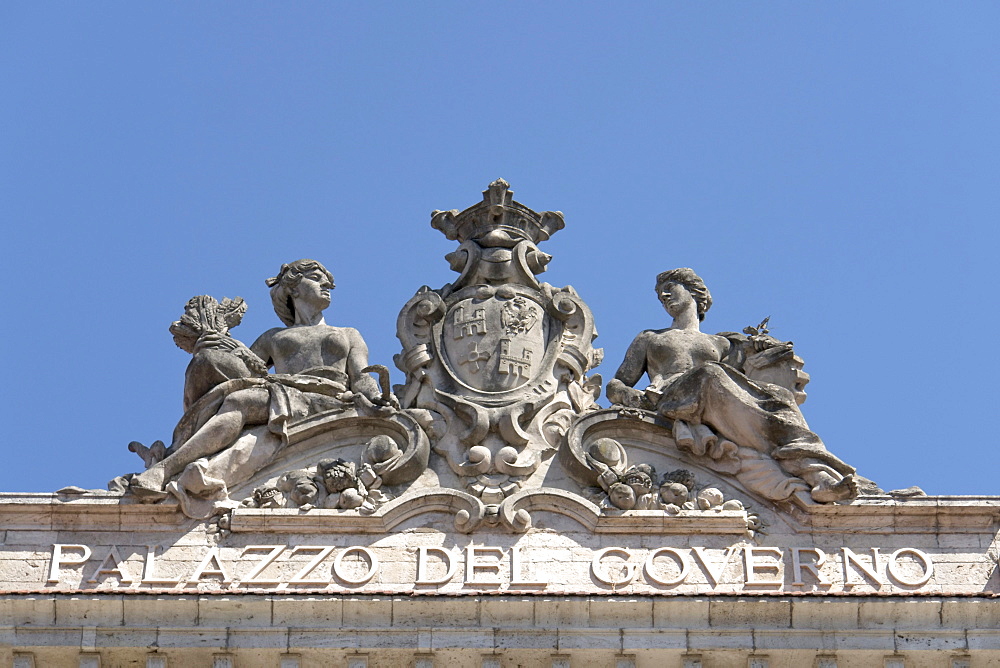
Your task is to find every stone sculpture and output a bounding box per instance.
[606,268,858,503]
[236,437,395,515]
[581,437,760,534]
[117,182,864,533]
[394,179,603,511]
[168,295,269,409]
[128,259,401,508]
[276,469,321,508]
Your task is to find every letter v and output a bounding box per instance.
[692,546,739,587]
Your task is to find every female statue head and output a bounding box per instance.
[654,268,712,321]
[266,259,335,326]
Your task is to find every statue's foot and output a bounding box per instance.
[128,440,168,469]
[810,473,859,503]
[130,483,168,503]
[129,468,168,503]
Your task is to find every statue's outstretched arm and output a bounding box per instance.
[606,333,651,408]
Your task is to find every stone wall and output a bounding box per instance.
[1,492,998,667]
[2,593,997,667]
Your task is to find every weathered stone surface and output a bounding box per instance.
[1,182,999,666]
[393,179,602,525]
[125,258,424,521]
[605,269,857,505]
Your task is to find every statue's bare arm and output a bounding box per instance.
[345,328,381,400]
[711,334,731,361]
[249,330,278,371]
[614,332,651,388]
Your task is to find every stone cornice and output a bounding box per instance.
[2,492,997,535]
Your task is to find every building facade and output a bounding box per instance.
[2,182,997,667]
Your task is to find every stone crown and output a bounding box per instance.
[431,178,565,246]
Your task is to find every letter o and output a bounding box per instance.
[333,547,379,585]
[591,547,637,586]
[644,547,690,586]
[887,548,933,587]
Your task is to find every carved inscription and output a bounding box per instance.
[44,543,936,591]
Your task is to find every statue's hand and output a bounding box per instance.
[194,332,253,355]
[353,392,399,417]
[373,393,401,410]
[194,332,233,352]
[194,333,267,376]
[607,378,649,409]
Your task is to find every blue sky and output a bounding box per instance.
[2,3,998,495]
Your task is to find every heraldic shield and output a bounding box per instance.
[395,180,603,510]
[442,291,548,393]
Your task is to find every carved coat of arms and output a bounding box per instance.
[443,292,545,392]
[396,179,603,509]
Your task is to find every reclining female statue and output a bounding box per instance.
[605,268,858,503]
[130,259,393,500]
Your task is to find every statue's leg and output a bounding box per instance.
[131,387,269,498]
[658,364,857,502]
[657,364,815,452]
